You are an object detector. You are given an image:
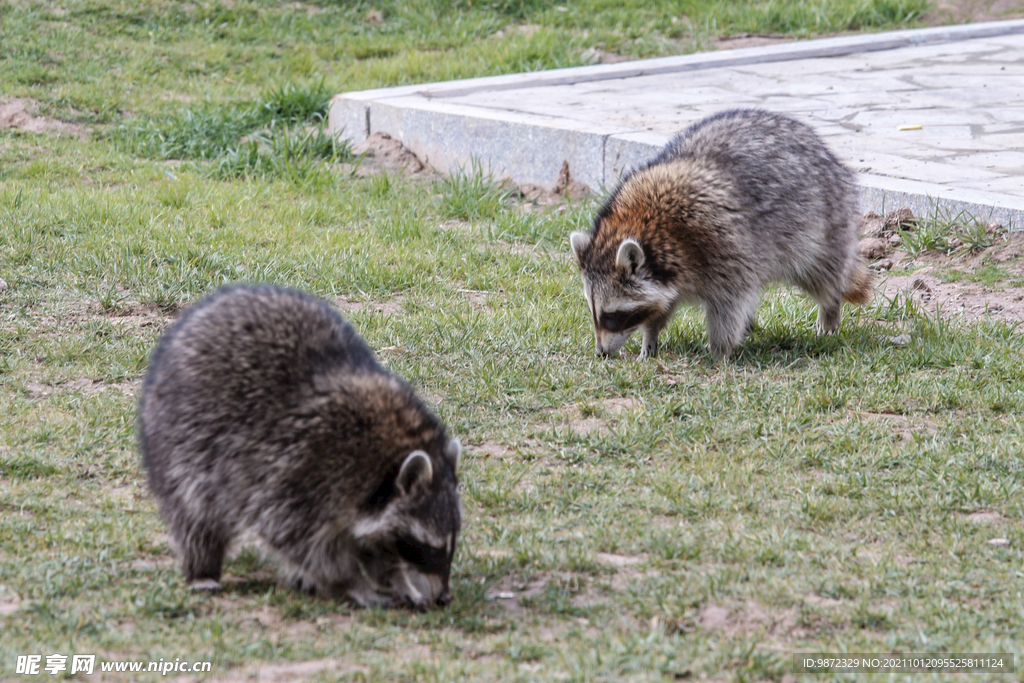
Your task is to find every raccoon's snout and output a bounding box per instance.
[595,329,631,357]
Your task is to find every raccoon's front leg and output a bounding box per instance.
[343,585,396,609]
[287,568,396,608]
[639,315,669,360]
[704,293,759,358]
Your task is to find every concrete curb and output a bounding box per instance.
[857,175,1024,229]
[329,19,1024,228]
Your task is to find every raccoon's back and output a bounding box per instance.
[138,285,378,475]
[653,109,855,227]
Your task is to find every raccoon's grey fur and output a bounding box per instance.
[138,284,462,610]
[570,108,872,359]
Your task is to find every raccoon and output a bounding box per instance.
[138,284,462,610]
[570,108,871,359]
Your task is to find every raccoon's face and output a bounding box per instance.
[352,438,462,609]
[570,231,672,356]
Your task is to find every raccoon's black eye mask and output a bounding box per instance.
[396,534,453,574]
[599,309,649,333]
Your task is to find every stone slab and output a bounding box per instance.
[329,19,1024,228]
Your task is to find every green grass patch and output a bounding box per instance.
[6,0,1024,681]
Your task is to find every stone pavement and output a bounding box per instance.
[330,19,1024,227]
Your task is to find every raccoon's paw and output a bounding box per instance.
[640,325,663,360]
[814,317,840,336]
[189,578,222,593]
[707,343,734,360]
[815,303,841,335]
[345,587,396,610]
[280,570,320,595]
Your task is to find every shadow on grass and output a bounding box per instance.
[655,322,891,368]
[219,577,280,597]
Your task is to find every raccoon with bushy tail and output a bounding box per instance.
[571,108,871,359]
[138,284,462,609]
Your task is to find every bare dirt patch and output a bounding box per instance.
[565,397,643,435]
[459,288,493,311]
[857,411,939,445]
[333,294,405,316]
[596,554,660,594]
[25,376,139,399]
[855,544,915,568]
[859,210,1024,327]
[518,160,590,205]
[594,552,646,568]
[0,98,86,137]
[128,556,176,572]
[487,574,549,612]
[963,510,1006,524]
[209,658,368,683]
[600,397,642,413]
[879,266,1024,325]
[0,587,22,617]
[98,300,176,328]
[472,441,517,459]
[804,593,843,608]
[348,132,427,175]
[697,601,802,640]
[713,33,793,50]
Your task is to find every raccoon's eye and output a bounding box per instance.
[396,535,451,574]
[599,309,648,333]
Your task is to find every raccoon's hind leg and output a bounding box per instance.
[810,282,844,335]
[814,296,842,335]
[704,291,759,358]
[171,518,230,592]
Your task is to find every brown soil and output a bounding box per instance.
[0,588,22,617]
[332,294,405,316]
[963,510,1006,524]
[566,397,643,435]
[208,658,368,683]
[25,377,138,399]
[594,552,646,568]
[697,601,803,640]
[713,34,793,50]
[518,160,591,206]
[348,132,427,175]
[859,209,1024,327]
[487,573,551,612]
[471,441,517,459]
[0,98,86,137]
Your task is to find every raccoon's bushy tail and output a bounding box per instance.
[842,256,873,305]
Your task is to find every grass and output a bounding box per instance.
[3,0,1024,681]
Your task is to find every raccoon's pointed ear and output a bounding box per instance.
[397,450,433,495]
[616,238,645,275]
[569,231,591,265]
[444,438,461,471]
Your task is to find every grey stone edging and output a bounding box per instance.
[328,19,1024,229]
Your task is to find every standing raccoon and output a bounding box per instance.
[138,284,462,610]
[570,108,871,359]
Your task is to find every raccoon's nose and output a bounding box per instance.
[595,340,606,356]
